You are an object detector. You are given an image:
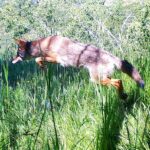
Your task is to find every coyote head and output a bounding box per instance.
[12,39,31,64]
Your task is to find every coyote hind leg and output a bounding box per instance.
[89,69,127,99]
[109,79,128,99]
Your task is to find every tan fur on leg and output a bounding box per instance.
[100,78,111,86]
[90,74,127,99]
[110,79,127,99]
[35,57,44,67]
[35,56,57,68]
[44,56,57,63]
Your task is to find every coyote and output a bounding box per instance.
[12,35,144,99]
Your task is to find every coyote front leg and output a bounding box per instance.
[35,57,44,67]
[35,56,57,68]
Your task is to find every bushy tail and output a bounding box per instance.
[115,58,144,88]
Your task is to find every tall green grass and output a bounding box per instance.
[0,0,149,149]
[0,50,149,149]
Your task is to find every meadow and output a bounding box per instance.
[0,0,150,149]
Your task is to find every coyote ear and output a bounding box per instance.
[14,38,26,45]
[14,38,20,45]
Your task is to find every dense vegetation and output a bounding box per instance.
[0,0,150,149]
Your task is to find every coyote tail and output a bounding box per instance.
[115,58,144,88]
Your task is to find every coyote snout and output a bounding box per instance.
[12,35,144,99]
